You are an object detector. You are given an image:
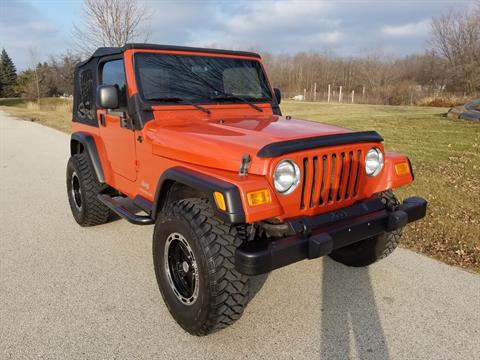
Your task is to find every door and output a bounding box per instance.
[98,59,137,181]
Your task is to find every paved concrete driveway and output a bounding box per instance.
[1,112,479,359]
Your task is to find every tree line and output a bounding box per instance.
[0,0,478,105]
[263,3,479,105]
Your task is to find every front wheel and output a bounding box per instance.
[153,198,250,336]
[329,190,403,267]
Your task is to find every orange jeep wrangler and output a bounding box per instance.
[67,44,427,335]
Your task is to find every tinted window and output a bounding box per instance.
[135,53,273,104]
[101,59,127,108]
[78,69,94,121]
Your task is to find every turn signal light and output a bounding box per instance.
[213,192,227,211]
[247,189,271,207]
[395,162,410,176]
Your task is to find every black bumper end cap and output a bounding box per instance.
[387,210,408,231]
[308,233,333,259]
[400,196,428,222]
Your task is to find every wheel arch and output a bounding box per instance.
[70,132,105,184]
[153,167,245,224]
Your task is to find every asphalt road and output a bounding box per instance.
[1,112,479,360]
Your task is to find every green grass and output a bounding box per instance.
[2,98,479,271]
[282,101,480,271]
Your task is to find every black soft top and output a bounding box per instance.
[76,43,261,68]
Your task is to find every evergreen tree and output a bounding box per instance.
[0,49,18,97]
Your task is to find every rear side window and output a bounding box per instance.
[78,69,94,121]
[101,59,127,108]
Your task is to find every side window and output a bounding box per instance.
[101,59,127,108]
[78,69,94,121]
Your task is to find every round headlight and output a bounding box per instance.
[274,160,301,195]
[365,147,384,176]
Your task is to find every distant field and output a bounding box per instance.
[0,98,71,132]
[1,98,479,271]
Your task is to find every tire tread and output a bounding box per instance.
[158,198,249,335]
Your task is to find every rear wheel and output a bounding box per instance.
[153,198,249,336]
[329,190,403,267]
[66,153,110,226]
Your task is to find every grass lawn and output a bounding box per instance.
[0,98,72,133]
[1,98,479,271]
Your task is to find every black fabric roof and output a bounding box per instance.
[76,43,261,68]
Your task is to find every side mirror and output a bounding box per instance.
[274,88,281,105]
[97,85,119,109]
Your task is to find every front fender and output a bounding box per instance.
[153,167,246,224]
[369,152,414,194]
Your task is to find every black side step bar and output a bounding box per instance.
[97,194,154,225]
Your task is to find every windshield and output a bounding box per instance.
[134,53,273,105]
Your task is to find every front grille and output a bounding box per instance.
[300,149,363,210]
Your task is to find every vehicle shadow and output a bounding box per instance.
[320,258,390,360]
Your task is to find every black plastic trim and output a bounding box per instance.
[77,43,261,68]
[257,131,384,158]
[407,157,415,180]
[133,195,153,215]
[98,194,154,225]
[235,196,427,275]
[71,132,105,183]
[153,167,246,224]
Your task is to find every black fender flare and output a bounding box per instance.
[70,132,105,184]
[153,167,246,224]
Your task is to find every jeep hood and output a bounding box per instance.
[145,115,351,175]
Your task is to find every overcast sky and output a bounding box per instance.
[0,0,476,70]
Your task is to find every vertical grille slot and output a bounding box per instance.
[352,150,362,196]
[344,151,354,198]
[336,152,345,201]
[309,156,318,208]
[327,154,336,203]
[318,155,327,205]
[300,158,308,209]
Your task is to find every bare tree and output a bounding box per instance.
[429,6,480,93]
[73,0,151,57]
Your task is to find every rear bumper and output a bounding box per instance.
[235,196,427,275]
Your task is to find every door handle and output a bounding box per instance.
[100,113,106,126]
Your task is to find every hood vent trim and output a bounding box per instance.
[257,131,383,158]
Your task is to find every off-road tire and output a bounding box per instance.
[153,198,249,336]
[329,190,403,267]
[66,153,110,226]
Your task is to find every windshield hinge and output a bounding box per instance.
[239,154,251,177]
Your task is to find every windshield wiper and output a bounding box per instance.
[210,93,264,112]
[148,97,211,114]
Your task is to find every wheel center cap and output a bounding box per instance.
[182,261,189,273]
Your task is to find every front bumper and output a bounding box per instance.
[235,196,427,275]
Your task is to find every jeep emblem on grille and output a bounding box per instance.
[330,210,348,221]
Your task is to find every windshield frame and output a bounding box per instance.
[132,51,276,108]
